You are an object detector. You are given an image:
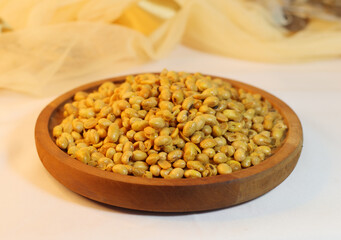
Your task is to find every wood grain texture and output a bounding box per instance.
[35,74,303,212]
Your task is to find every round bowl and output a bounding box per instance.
[35,74,303,212]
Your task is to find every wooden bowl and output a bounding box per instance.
[35,74,303,213]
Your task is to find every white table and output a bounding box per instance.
[1,45,341,240]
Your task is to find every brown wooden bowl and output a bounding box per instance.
[35,74,303,213]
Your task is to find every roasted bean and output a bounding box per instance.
[232,141,248,151]
[253,134,271,146]
[91,151,104,162]
[223,109,242,122]
[199,105,210,113]
[131,120,149,131]
[202,125,212,135]
[182,121,197,137]
[132,150,148,161]
[216,112,228,122]
[93,100,106,112]
[158,160,172,169]
[217,163,232,175]
[159,101,173,111]
[227,101,245,113]
[133,161,149,171]
[85,129,100,144]
[142,171,153,178]
[149,117,165,129]
[187,161,205,172]
[177,110,188,123]
[141,97,158,110]
[234,148,246,162]
[185,76,197,91]
[167,149,183,162]
[203,96,220,107]
[170,127,179,139]
[99,106,113,118]
[251,155,261,165]
[146,153,160,165]
[182,97,194,110]
[98,118,111,129]
[134,131,147,142]
[137,110,147,119]
[159,152,167,161]
[72,119,84,133]
[213,152,228,164]
[251,151,265,161]
[154,136,172,146]
[184,169,202,178]
[132,167,146,177]
[116,100,130,110]
[159,127,171,136]
[105,147,116,159]
[56,136,68,149]
[172,90,184,105]
[121,151,133,164]
[227,160,242,172]
[200,138,217,149]
[129,96,144,105]
[196,153,210,165]
[263,113,275,130]
[226,132,248,142]
[172,159,186,168]
[115,143,123,152]
[158,110,173,121]
[79,108,95,119]
[203,163,218,177]
[214,136,227,147]
[183,142,198,161]
[202,148,215,158]
[107,123,120,143]
[122,141,133,153]
[166,168,184,179]
[53,125,63,138]
[112,164,128,175]
[150,165,161,177]
[193,115,205,130]
[191,131,204,144]
[202,114,218,126]
[97,157,113,170]
[219,145,234,157]
[75,147,90,163]
[241,157,252,168]
[174,137,185,148]
[212,125,223,137]
[196,78,212,91]
[159,89,172,101]
[228,121,243,132]
[124,108,139,118]
[255,146,272,156]
[61,118,73,133]
[160,167,173,178]
[74,91,88,101]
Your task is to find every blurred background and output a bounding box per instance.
[0,0,340,95]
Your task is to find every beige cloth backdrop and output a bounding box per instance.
[0,0,340,96]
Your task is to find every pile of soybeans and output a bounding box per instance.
[53,70,287,179]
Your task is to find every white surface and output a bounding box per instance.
[1,45,341,240]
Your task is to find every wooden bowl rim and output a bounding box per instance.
[35,73,302,187]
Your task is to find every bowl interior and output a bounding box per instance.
[44,74,301,186]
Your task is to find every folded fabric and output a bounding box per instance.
[0,0,340,95]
